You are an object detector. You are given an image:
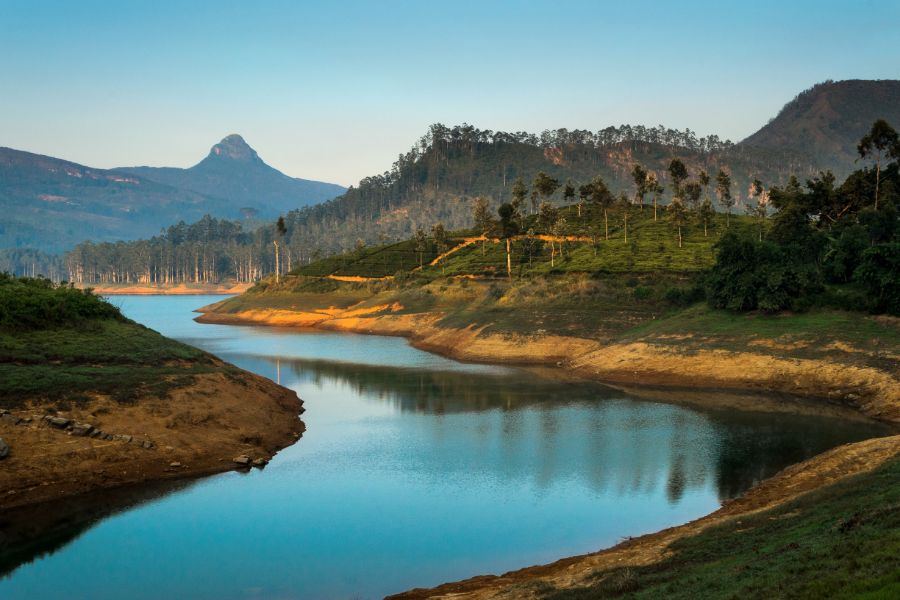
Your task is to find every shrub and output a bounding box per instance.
[854,242,900,315]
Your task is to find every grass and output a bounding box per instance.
[0,277,236,409]
[541,453,900,600]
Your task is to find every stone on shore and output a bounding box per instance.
[0,438,8,459]
[233,455,251,466]
[71,422,94,436]
[47,416,71,429]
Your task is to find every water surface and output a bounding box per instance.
[0,295,888,599]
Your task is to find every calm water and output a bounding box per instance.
[0,295,889,599]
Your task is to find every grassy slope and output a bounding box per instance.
[543,453,900,600]
[0,279,237,408]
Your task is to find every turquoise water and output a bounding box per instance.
[0,295,888,599]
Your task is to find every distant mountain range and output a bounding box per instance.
[0,135,345,253]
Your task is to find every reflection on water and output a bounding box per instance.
[0,295,890,600]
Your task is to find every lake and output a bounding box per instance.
[0,295,888,599]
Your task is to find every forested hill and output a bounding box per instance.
[118,134,346,218]
[740,80,900,169]
[260,122,805,254]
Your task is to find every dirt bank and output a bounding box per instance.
[0,367,303,510]
[389,433,900,599]
[195,305,900,425]
[79,282,252,295]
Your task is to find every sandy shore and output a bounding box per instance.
[195,304,900,425]
[78,282,252,295]
[0,364,304,510]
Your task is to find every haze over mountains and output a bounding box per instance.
[0,135,345,253]
[2,79,897,269]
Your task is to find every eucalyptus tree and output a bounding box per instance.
[698,198,715,237]
[274,215,287,283]
[631,163,649,211]
[563,182,576,208]
[857,119,899,210]
[539,201,560,266]
[511,179,528,215]
[431,223,449,273]
[683,181,702,211]
[534,172,560,212]
[472,196,492,254]
[647,173,663,222]
[617,192,631,243]
[716,169,734,227]
[668,198,689,248]
[590,175,615,240]
[497,202,520,279]
[578,183,592,218]
[748,179,767,241]
[414,229,428,268]
[667,159,689,202]
[699,170,711,204]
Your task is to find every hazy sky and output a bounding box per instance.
[1,0,898,186]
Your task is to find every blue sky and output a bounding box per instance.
[1,0,898,186]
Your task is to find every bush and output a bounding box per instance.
[0,274,123,330]
[664,284,705,307]
[705,232,822,312]
[854,242,900,315]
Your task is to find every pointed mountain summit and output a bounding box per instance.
[202,134,262,164]
[118,135,345,217]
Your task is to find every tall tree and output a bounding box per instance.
[631,163,649,211]
[472,196,492,255]
[698,198,715,237]
[534,172,561,209]
[539,201,560,266]
[857,119,899,210]
[274,215,287,283]
[413,229,428,268]
[590,175,614,240]
[511,179,528,215]
[716,169,734,227]
[683,181,702,211]
[563,182,576,208]
[497,203,519,279]
[667,159,689,201]
[647,173,663,222]
[668,198,689,248]
[617,193,630,243]
[747,179,767,241]
[699,170,711,205]
[431,223,448,274]
[577,183,592,218]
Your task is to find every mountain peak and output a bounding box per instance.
[207,134,260,163]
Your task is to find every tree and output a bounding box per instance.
[590,175,614,240]
[472,196,492,255]
[617,193,630,243]
[683,181,702,211]
[668,198,689,248]
[716,169,733,227]
[511,179,528,215]
[699,170,711,205]
[539,202,560,266]
[563,182,576,209]
[857,119,899,210]
[497,203,519,279]
[647,173,663,221]
[698,198,715,237]
[577,183,592,218]
[274,215,286,283]
[747,179,767,241]
[431,223,448,274]
[631,163,649,211]
[413,229,428,268]
[534,171,561,209]
[667,159,689,201]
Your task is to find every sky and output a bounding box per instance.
[1,0,898,187]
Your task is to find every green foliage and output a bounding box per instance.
[854,242,900,315]
[706,232,822,312]
[0,274,122,330]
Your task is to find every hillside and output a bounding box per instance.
[118,134,346,218]
[0,147,215,253]
[0,275,304,509]
[740,79,900,170]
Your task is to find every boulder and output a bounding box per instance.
[252,458,269,468]
[1,413,20,425]
[233,455,252,466]
[169,462,182,468]
[0,438,8,459]
[47,416,71,429]
[71,422,94,436]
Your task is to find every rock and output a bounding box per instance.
[0,409,8,415]
[120,435,133,443]
[0,413,20,425]
[142,440,154,449]
[104,433,114,440]
[71,422,94,436]
[252,458,268,468]
[47,416,71,429]
[90,429,103,438]
[0,438,8,459]
[169,462,182,468]
[233,455,251,466]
